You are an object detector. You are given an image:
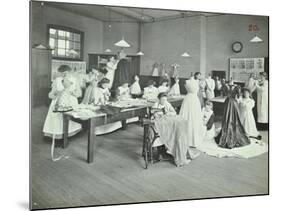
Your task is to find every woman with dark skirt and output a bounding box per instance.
[215,85,251,149]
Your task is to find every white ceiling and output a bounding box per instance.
[45,2,221,23]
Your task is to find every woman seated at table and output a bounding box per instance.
[148,93,199,167]
[202,101,216,141]
[92,78,122,135]
[158,78,170,94]
[116,82,131,101]
[143,80,159,101]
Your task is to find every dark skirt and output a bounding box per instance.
[215,97,250,149]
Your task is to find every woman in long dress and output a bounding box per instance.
[215,86,250,149]
[255,72,268,128]
[245,73,257,95]
[205,74,215,100]
[239,88,260,138]
[105,56,118,89]
[91,78,122,135]
[149,93,199,166]
[43,65,82,139]
[82,70,100,104]
[179,78,204,148]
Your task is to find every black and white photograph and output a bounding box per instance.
[29,0,269,210]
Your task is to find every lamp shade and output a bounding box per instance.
[181,52,190,57]
[104,48,112,53]
[114,38,130,48]
[136,51,144,56]
[250,35,263,43]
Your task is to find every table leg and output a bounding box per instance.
[63,115,69,149]
[121,119,127,130]
[87,119,95,163]
[143,124,149,169]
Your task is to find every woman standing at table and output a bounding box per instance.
[43,65,82,139]
[92,78,122,135]
[179,78,204,148]
[82,69,100,104]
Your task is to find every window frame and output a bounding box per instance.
[47,24,84,61]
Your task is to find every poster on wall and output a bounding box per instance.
[51,59,87,81]
[229,57,264,83]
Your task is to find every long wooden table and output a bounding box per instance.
[63,97,184,163]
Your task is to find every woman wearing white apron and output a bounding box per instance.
[116,82,131,100]
[205,74,215,100]
[105,56,119,89]
[239,88,260,138]
[92,78,122,135]
[179,78,204,148]
[202,101,216,141]
[43,65,82,139]
[143,80,159,101]
[82,70,100,104]
[255,72,268,130]
[158,78,170,94]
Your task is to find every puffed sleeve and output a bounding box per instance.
[48,78,64,100]
[166,102,176,116]
[249,98,255,109]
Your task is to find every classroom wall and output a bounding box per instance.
[140,17,202,78]
[31,2,104,64]
[102,22,140,55]
[206,14,269,78]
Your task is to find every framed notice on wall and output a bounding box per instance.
[229,57,265,83]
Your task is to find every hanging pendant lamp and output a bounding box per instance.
[104,9,112,53]
[136,51,144,56]
[250,35,263,43]
[114,16,131,48]
[136,10,145,56]
[105,48,112,53]
[114,37,131,48]
[181,13,191,58]
[181,52,190,57]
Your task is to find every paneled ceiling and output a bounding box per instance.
[44,2,221,23]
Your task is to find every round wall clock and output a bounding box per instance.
[232,41,243,53]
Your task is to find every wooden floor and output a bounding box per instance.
[31,106,269,210]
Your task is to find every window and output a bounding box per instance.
[48,25,84,60]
